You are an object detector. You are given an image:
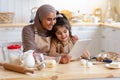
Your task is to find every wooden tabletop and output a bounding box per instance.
[0,61,120,80]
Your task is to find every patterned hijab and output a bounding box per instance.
[34,4,56,36]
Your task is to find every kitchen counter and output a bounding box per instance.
[71,22,120,29]
[0,61,120,80]
[101,23,120,29]
[0,23,27,28]
[0,22,120,29]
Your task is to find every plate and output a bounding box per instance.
[105,64,120,69]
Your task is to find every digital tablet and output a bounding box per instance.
[69,39,92,60]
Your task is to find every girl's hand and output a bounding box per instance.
[81,50,91,59]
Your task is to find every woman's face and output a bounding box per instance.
[41,12,56,31]
[55,26,69,43]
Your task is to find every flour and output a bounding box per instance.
[9,53,21,65]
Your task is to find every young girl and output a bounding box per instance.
[49,13,90,64]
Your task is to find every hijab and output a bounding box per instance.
[34,4,56,37]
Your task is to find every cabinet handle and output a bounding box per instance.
[101,36,105,38]
[4,28,15,30]
[112,29,116,31]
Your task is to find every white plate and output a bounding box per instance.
[105,64,120,69]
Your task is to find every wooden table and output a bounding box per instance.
[0,61,120,80]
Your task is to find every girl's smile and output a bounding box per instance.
[55,26,70,44]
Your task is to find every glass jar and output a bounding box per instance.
[7,44,23,65]
[93,8,102,22]
[104,1,114,23]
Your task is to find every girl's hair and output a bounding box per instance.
[52,11,72,39]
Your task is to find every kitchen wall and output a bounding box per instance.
[0,0,118,23]
[0,0,40,23]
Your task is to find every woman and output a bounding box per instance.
[22,4,57,55]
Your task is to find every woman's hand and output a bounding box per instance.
[81,50,91,59]
[60,54,71,64]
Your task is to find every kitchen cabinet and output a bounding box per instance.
[72,25,120,56]
[71,26,101,39]
[101,26,120,53]
[0,27,23,41]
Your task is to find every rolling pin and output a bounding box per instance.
[0,62,34,74]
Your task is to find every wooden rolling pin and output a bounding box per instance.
[0,62,34,74]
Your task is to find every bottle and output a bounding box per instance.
[104,1,113,23]
[93,8,102,22]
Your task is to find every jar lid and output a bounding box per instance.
[7,44,21,49]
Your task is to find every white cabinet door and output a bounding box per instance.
[71,26,100,39]
[101,27,120,53]
[0,28,23,42]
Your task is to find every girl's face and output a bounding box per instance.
[55,26,70,43]
[41,12,56,31]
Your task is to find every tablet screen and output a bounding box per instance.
[69,39,92,60]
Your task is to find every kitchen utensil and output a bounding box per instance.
[55,55,61,64]
[0,62,34,74]
[103,59,112,63]
[23,50,35,68]
[35,53,46,70]
[44,59,56,68]
[1,47,6,61]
